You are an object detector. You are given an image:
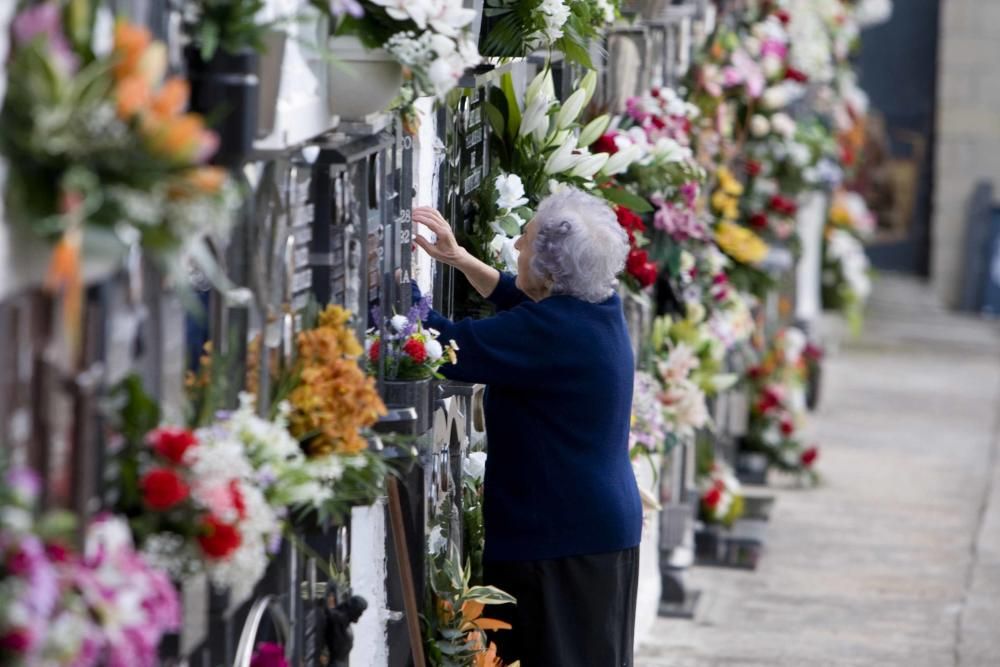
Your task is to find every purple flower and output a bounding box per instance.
[5,467,40,507]
[12,2,79,74]
[328,0,364,18]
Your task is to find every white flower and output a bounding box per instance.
[544,137,577,174]
[652,137,691,163]
[600,143,643,176]
[749,114,771,137]
[519,92,552,139]
[761,86,789,110]
[556,88,588,130]
[427,525,447,555]
[425,339,444,361]
[428,1,476,36]
[464,451,487,482]
[569,152,608,179]
[770,112,797,139]
[495,173,528,210]
[390,314,410,333]
[761,53,784,79]
[428,57,461,98]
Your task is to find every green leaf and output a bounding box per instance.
[498,215,521,236]
[601,187,654,213]
[483,100,506,142]
[499,72,521,138]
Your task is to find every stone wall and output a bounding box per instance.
[933,0,1000,306]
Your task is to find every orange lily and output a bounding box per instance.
[151,77,191,119]
[115,74,151,120]
[460,600,513,633]
[146,113,206,162]
[113,21,152,81]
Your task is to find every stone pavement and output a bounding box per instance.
[636,274,1000,667]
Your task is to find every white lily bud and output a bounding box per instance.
[519,94,550,139]
[580,70,598,107]
[599,144,642,176]
[525,69,549,106]
[570,152,610,180]
[544,138,578,174]
[578,114,611,147]
[556,88,588,130]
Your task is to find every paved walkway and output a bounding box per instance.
[636,275,1000,666]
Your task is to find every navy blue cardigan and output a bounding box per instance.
[421,274,642,562]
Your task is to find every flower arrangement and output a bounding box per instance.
[124,423,283,602]
[1,8,236,289]
[480,0,619,66]
[629,370,670,456]
[367,297,459,380]
[474,172,534,273]
[822,226,872,330]
[617,206,658,290]
[290,305,387,457]
[424,551,515,667]
[698,460,744,527]
[332,0,482,101]
[714,220,769,266]
[0,464,180,666]
[744,327,820,483]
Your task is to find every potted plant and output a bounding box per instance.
[320,0,481,121]
[366,297,459,435]
[184,0,278,163]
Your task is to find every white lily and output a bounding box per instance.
[578,114,611,147]
[525,68,551,107]
[556,88,588,130]
[600,144,643,176]
[519,93,551,139]
[569,152,609,179]
[579,69,598,107]
[544,137,577,174]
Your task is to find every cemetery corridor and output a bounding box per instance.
[636,274,1000,667]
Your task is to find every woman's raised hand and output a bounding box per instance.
[412,207,468,268]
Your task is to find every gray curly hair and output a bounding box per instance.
[529,187,629,303]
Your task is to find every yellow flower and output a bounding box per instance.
[715,221,769,265]
[717,167,744,197]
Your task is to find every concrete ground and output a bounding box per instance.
[636,274,1000,667]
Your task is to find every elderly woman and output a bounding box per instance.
[412,187,642,666]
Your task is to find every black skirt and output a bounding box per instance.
[483,547,640,667]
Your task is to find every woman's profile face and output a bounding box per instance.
[514,218,546,298]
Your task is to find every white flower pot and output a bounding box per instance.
[326,36,403,120]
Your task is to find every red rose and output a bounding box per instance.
[198,515,242,559]
[147,427,198,465]
[703,486,723,509]
[626,250,657,286]
[747,366,763,380]
[403,337,427,364]
[784,67,809,83]
[141,467,190,511]
[745,160,763,177]
[750,212,769,229]
[650,115,666,130]
[635,261,658,288]
[368,339,380,362]
[803,343,824,361]
[756,388,782,414]
[780,418,795,436]
[593,132,619,156]
[616,207,646,243]
[650,87,661,98]
[769,195,797,216]
[800,447,819,467]
[775,9,791,24]
[0,628,32,653]
[230,480,247,520]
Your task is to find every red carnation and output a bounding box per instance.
[750,212,769,229]
[403,337,427,364]
[0,628,32,653]
[784,67,809,83]
[368,339,380,362]
[593,132,619,156]
[141,467,190,511]
[703,486,723,509]
[198,515,242,559]
[780,418,795,436]
[650,115,666,130]
[756,387,782,415]
[626,249,657,287]
[616,207,646,243]
[769,195,798,216]
[745,160,763,177]
[775,9,791,24]
[230,480,248,520]
[636,261,658,288]
[147,427,198,465]
[650,87,661,98]
[800,446,820,468]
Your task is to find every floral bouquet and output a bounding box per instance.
[673,245,755,351]
[822,226,872,329]
[744,327,820,483]
[474,172,534,273]
[480,0,618,66]
[119,423,283,602]
[827,188,876,240]
[0,464,180,666]
[698,460,744,527]
[367,297,458,381]
[1,7,236,294]
[331,0,481,103]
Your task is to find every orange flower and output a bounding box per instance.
[113,21,152,81]
[185,167,227,194]
[147,113,206,161]
[460,600,512,633]
[115,74,151,120]
[151,77,190,118]
[472,642,504,667]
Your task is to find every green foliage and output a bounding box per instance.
[188,0,273,60]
